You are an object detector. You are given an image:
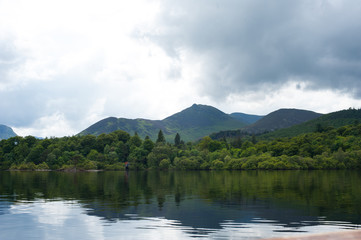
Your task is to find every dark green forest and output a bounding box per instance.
[1,123,361,171]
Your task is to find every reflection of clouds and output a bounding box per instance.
[3,200,359,240]
[105,217,190,240]
[213,220,358,239]
[37,201,71,226]
[8,200,105,240]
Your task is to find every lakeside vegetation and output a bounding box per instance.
[1,123,361,171]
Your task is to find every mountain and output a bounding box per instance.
[210,108,322,140]
[229,112,263,124]
[79,117,164,138]
[244,108,322,134]
[262,108,361,139]
[0,124,17,140]
[79,104,248,142]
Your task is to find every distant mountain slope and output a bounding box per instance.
[79,117,165,138]
[162,104,248,141]
[79,104,247,142]
[245,108,322,134]
[210,108,322,140]
[229,113,263,124]
[0,124,17,140]
[262,108,361,139]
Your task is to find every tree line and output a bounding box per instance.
[1,123,361,171]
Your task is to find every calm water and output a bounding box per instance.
[0,170,360,239]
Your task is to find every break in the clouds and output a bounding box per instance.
[0,0,361,137]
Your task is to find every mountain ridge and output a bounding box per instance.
[210,108,322,140]
[261,108,361,139]
[0,124,17,140]
[229,112,263,124]
[244,108,322,134]
[79,104,248,142]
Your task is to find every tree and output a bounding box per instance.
[143,138,155,153]
[80,135,96,155]
[128,134,142,149]
[316,123,325,133]
[251,134,257,144]
[156,130,166,144]
[174,133,181,147]
[112,130,130,142]
[26,144,45,164]
[198,136,212,151]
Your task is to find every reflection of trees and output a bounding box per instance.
[1,171,361,223]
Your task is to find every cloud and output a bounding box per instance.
[147,0,361,99]
[219,81,361,115]
[1,0,361,137]
[0,38,24,90]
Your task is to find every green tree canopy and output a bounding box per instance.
[156,130,166,144]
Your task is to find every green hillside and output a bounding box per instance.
[229,112,263,124]
[261,108,361,139]
[210,108,322,140]
[245,108,322,134]
[79,117,165,138]
[79,104,247,142]
[0,125,17,140]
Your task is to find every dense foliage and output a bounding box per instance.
[1,123,361,171]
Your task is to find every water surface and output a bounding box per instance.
[0,170,360,239]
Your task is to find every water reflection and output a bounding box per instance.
[0,170,360,239]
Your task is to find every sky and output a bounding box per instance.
[1,0,361,137]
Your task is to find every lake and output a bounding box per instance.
[0,170,360,239]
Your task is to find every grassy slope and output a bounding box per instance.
[229,113,263,124]
[162,104,247,141]
[79,104,247,142]
[210,109,322,140]
[261,108,361,139]
[244,108,322,134]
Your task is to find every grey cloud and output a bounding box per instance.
[0,40,23,84]
[148,0,361,99]
[0,65,103,129]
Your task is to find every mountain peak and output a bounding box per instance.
[80,104,247,142]
[0,124,17,140]
[164,104,229,124]
[190,103,212,109]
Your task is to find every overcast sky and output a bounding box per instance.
[1,0,361,137]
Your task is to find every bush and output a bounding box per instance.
[78,160,97,170]
[200,161,210,170]
[225,158,244,170]
[211,160,224,170]
[159,159,171,169]
[104,162,124,170]
[10,162,38,170]
[174,156,201,170]
[36,162,50,170]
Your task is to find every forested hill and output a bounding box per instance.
[78,117,164,140]
[244,108,322,134]
[79,104,247,142]
[0,125,17,140]
[262,108,361,139]
[229,113,263,124]
[210,108,322,140]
